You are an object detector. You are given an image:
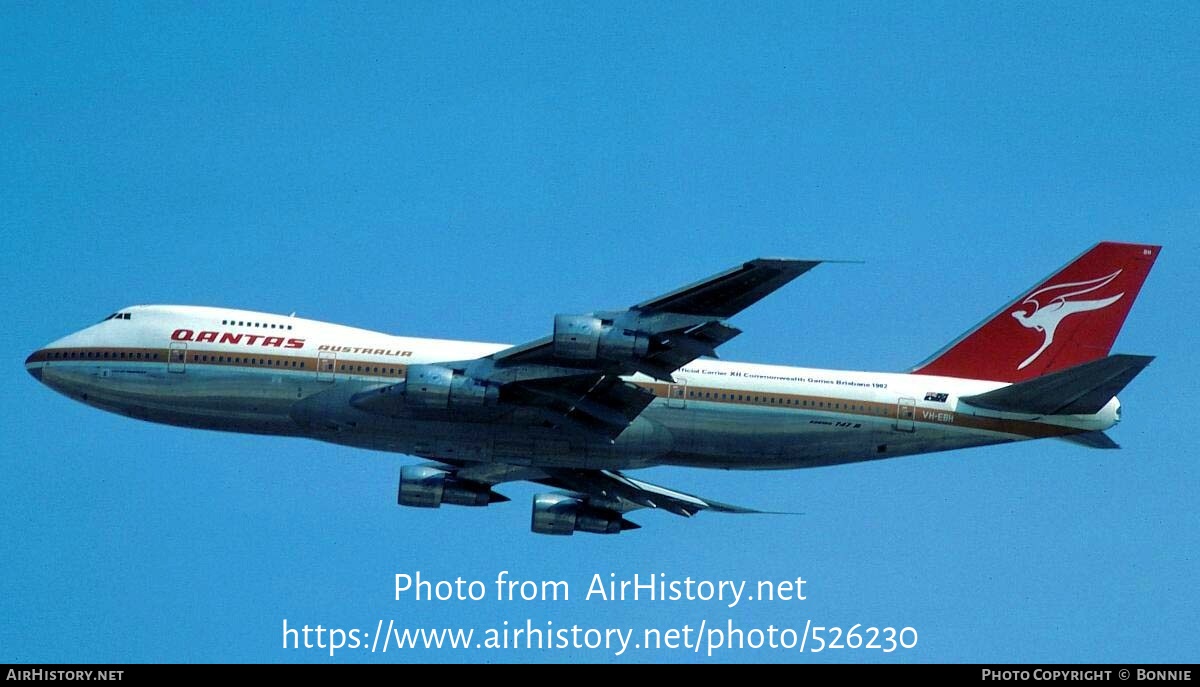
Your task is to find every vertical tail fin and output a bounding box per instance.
[912,242,1160,382]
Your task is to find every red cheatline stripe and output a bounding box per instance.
[29,347,1077,439]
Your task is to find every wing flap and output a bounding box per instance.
[645,321,741,369]
[516,376,656,440]
[536,468,786,517]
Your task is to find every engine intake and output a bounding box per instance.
[398,465,505,508]
[553,314,650,363]
[530,493,637,535]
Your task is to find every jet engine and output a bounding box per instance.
[552,314,650,363]
[398,364,499,408]
[397,465,507,508]
[530,493,638,535]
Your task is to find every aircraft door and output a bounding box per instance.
[317,351,336,382]
[667,381,687,409]
[894,397,916,432]
[168,342,187,373]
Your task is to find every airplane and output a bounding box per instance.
[25,241,1160,535]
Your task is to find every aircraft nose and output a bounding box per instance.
[25,350,43,382]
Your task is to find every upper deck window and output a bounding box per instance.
[224,316,293,330]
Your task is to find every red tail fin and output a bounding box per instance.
[912,242,1160,382]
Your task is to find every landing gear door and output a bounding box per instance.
[317,351,336,382]
[168,342,186,373]
[894,397,916,432]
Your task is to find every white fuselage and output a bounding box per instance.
[26,305,1118,470]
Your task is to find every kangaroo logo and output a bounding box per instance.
[1011,271,1124,370]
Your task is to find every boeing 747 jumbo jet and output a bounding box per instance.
[26,242,1159,535]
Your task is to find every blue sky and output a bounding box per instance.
[2,2,1197,663]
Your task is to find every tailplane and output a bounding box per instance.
[913,242,1160,382]
[1059,431,1120,450]
[960,354,1154,415]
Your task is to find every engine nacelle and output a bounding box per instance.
[401,364,498,408]
[398,465,496,508]
[530,493,633,535]
[552,314,650,363]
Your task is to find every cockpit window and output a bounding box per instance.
[98,312,132,322]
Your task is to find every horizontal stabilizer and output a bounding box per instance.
[961,354,1153,415]
[1058,431,1120,449]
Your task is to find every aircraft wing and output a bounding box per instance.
[438,462,774,521]
[447,258,820,439]
[533,468,766,517]
[491,257,818,373]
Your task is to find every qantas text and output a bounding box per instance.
[171,329,305,349]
